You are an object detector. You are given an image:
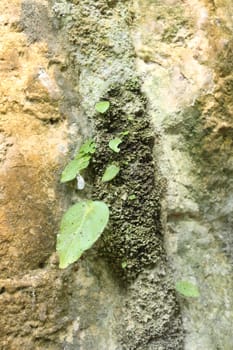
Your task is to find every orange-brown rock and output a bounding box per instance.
[0,1,71,348]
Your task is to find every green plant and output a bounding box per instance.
[120,130,129,136]
[95,100,110,114]
[57,101,129,269]
[121,261,127,269]
[108,131,129,153]
[127,115,134,121]
[57,201,109,268]
[109,137,122,153]
[128,194,136,200]
[175,280,200,298]
[102,164,120,182]
[61,139,96,183]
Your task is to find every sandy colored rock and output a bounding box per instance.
[0,0,72,348]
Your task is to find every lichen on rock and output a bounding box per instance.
[0,0,196,348]
[132,0,233,349]
[51,0,184,348]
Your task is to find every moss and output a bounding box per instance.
[91,81,163,281]
[53,0,184,348]
[90,77,183,350]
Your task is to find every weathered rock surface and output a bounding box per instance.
[132,0,233,349]
[0,0,72,348]
[0,0,232,349]
[52,0,183,348]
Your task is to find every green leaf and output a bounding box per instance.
[102,164,120,182]
[57,201,109,268]
[61,139,96,183]
[175,281,200,298]
[95,101,110,114]
[109,137,122,153]
[61,155,90,183]
[128,194,137,200]
[127,116,134,121]
[120,130,129,137]
[76,139,96,157]
[121,261,127,269]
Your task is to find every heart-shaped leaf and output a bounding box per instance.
[95,101,110,114]
[61,155,90,183]
[175,281,200,298]
[57,201,109,268]
[102,164,120,182]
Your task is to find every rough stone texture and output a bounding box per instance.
[52,0,184,348]
[0,0,183,349]
[1,0,233,349]
[0,1,74,348]
[132,0,233,349]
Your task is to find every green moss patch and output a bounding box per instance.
[91,81,163,281]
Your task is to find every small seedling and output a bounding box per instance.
[95,101,110,114]
[175,280,200,298]
[77,139,96,156]
[58,96,131,270]
[61,139,96,183]
[102,164,120,182]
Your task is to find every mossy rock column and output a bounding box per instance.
[52,0,184,349]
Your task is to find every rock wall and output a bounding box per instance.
[0,0,232,349]
[0,0,78,348]
[51,0,183,348]
[132,0,233,349]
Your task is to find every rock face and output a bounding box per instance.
[0,0,232,349]
[0,1,73,349]
[132,0,233,349]
[51,0,183,349]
